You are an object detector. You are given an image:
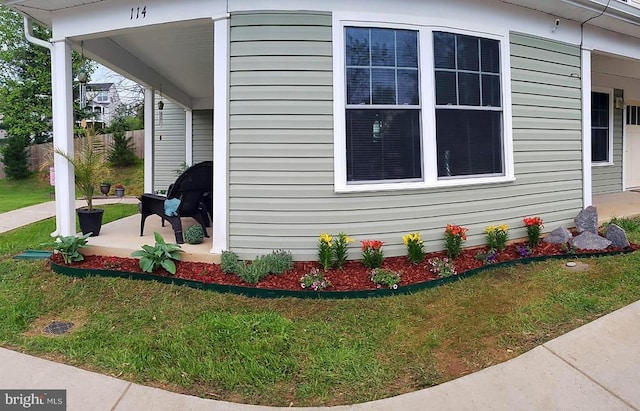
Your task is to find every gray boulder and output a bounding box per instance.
[543,227,573,244]
[604,224,630,248]
[574,206,598,234]
[571,231,611,250]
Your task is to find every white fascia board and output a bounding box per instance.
[582,24,640,61]
[50,0,227,41]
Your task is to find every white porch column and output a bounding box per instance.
[51,39,76,237]
[582,48,593,208]
[185,108,193,165]
[144,87,155,193]
[212,17,229,253]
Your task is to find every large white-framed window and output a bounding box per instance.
[591,88,613,166]
[333,15,514,192]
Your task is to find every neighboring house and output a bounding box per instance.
[5,0,640,260]
[84,82,120,128]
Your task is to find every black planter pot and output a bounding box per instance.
[100,184,111,196]
[77,208,104,236]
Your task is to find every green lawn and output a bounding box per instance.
[0,203,139,257]
[0,174,53,213]
[0,162,144,215]
[1,217,640,407]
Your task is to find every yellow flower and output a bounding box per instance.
[499,224,509,232]
[319,233,332,244]
[403,232,422,245]
[484,225,497,234]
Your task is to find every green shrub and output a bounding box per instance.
[184,224,204,244]
[107,131,137,166]
[131,232,182,275]
[221,250,240,273]
[606,216,640,233]
[221,249,294,284]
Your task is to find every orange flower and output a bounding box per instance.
[361,240,384,251]
[523,217,543,227]
[445,224,468,240]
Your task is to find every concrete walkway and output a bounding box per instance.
[0,197,139,234]
[1,200,640,410]
[0,300,638,410]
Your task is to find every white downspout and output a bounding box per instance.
[23,17,60,236]
[24,17,52,51]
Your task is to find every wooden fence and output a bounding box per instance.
[0,130,144,179]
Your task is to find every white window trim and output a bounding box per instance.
[332,12,514,193]
[591,87,614,166]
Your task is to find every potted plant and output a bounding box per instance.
[99,181,111,196]
[114,183,125,198]
[55,122,111,236]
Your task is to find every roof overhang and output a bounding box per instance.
[0,0,217,109]
[501,0,640,38]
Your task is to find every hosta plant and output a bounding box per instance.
[52,233,91,264]
[132,232,183,275]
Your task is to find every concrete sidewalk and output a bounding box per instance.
[1,300,639,410]
[0,197,139,234]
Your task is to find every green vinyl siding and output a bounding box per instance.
[592,89,624,194]
[228,16,583,260]
[154,96,185,192]
[192,109,213,164]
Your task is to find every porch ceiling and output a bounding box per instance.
[1,0,214,110]
[81,20,215,108]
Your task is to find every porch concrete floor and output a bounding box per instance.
[84,214,220,264]
[593,191,640,224]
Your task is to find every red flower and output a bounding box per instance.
[523,217,543,227]
[361,240,384,251]
[445,224,468,241]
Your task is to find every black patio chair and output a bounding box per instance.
[139,161,212,244]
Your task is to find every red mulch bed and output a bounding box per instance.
[49,241,638,292]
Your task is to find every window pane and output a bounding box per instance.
[436,109,503,177]
[371,29,395,67]
[398,69,419,105]
[397,30,418,68]
[458,72,480,106]
[346,27,370,66]
[480,38,500,73]
[481,74,501,107]
[346,109,422,181]
[435,71,457,105]
[347,68,370,104]
[591,129,609,162]
[456,35,479,71]
[591,91,610,162]
[591,92,609,127]
[434,32,456,69]
[372,68,396,104]
[632,106,637,125]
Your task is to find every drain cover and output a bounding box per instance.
[43,321,74,335]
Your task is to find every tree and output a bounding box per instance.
[1,134,30,179]
[106,105,138,166]
[0,6,94,178]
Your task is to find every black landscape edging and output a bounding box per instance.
[50,248,635,299]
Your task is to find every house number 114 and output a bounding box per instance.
[130,6,147,20]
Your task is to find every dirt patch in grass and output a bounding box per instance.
[23,308,89,338]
